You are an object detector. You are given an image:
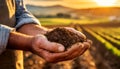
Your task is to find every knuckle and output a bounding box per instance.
[87,39,93,45]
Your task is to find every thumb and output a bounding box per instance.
[36,35,65,53]
[46,42,65,52]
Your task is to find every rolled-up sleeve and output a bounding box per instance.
[15,0,40,29]
[0,24,15,54]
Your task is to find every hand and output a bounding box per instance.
[30,34,65,53]
[29,33,91,63]
[17,24,92,62]
[31,39,92,63]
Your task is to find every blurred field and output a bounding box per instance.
[38,18,110,26]
[24,18,120,69]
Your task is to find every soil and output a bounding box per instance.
[45,27,85,50]
[24,24,120,69]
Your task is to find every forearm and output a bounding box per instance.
[17,24,48,36]
[7,31,33,51]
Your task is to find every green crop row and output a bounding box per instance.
[83,27,120,57]
[91,27,120,40]
[90,28,120,46]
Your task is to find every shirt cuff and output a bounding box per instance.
[0,25,15,54]
[15,13,40,29]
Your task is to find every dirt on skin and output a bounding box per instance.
[45,27,86,50]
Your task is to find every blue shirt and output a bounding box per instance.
[0,0,40,54]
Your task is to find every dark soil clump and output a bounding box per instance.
[45,27,86,50]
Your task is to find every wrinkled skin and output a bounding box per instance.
[18,24,92,63]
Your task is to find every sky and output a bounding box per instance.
[24,0,120,9]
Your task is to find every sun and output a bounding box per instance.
[94,0,117,6]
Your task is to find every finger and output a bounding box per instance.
[86,39,93,45]
[63,43,84,60]
[36,49,66,63]
[37,43,87,63]
[34,45,66,63]
[34,48,53,62]
[52,44,80,59]
[62,42,90,61]
[52,43,84,62]
[64,43,86,60]
[83,42,90,51]
[45,42,65,52]
[84,40,91,49]
[36,35,65,52]
[31,47,47,59]
[78,42,90,55]
[46,42,89,62]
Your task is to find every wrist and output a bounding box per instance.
[24,36,34,51]
[18,24,48,36]
[7,31,34,51]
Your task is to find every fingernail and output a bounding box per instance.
[58,46,65,52]
[81,44,84,48]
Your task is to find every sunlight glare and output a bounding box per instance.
[94,0,117,6]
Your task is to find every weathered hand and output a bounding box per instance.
[17,24,92,63]
[31,39,92,63]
